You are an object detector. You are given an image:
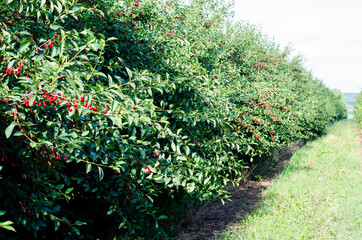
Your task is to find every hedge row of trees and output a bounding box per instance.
[354,92,362,128]
[0,0,347,239]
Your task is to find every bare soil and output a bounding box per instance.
[172,142,305,240]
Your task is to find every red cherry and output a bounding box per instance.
[5,68,13,75]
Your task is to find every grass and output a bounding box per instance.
[218,120,361,240]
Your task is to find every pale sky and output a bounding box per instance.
[233,0,362,93]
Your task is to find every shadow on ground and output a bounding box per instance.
[172,142,305,240]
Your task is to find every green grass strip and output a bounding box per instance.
[220,120,361,240]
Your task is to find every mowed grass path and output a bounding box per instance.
[219,120,361,240]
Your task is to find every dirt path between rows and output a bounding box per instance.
[172,123,362,240]
[172,142,305,240]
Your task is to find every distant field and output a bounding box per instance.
[344,92,359,115]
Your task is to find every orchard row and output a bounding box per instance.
[0,0,347,239]
[354,91,362,128]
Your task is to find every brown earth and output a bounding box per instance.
[172,142,305,240]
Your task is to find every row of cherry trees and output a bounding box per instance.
[0,0,347,239]
[354,91,362,128]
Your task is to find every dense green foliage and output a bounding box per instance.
[331,89,348,120]
[354,91,362,127]
[0,0,347,239]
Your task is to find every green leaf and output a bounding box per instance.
[138,148,146,158]
[188,182,195,193]
[98,166,104,181]
[107,74,113,86]
[185,146,190,156]
[19,31,31,36]
[50,0,54,12]
[171,142,176,152]
[8,60,16,69]
[147,88,152,96]
[53,205,61,212]
[86,163,92,174]
[54,220,60,231]
[19,40,31,52]
[71,226,80,235]
[65,188,73,194]
[75,220,87,226]
[158,215,168,220]
[107,37,118,41]
[5,122,16,139]
[125,67,132,80]
[153,175,164,183]
[0,221,16,232]
[82,130,89,137]
[56,0,63,14]
[50,25,63,30]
